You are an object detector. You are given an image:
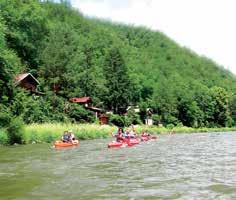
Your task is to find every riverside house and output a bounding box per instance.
[15,73,43,95]
[69,97,108,124]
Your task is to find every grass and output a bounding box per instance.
[23,123,117,143]
[21,123,236,144]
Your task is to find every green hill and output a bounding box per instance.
[0,0,236,128]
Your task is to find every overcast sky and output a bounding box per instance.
[71,0,236,75]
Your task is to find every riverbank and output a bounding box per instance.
[1,123,235,145]
[21,123,236,144]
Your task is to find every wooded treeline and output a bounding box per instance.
[0,0,236,137]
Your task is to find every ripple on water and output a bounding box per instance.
[0,132,236,200]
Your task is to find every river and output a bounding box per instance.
[0,132,236,200]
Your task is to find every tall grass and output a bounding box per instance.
[23,123,117,143]
[22,123,236,144]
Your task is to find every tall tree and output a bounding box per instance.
[103,47,133,114]
[210,86,231,127]
[0,19,22,104]
[0,0,48,69]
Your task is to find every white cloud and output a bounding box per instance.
[71,0,236,75]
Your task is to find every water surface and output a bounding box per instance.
[0,132,236,199]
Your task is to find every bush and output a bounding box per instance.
[109,114,125,127]
[7,117,24,144]
[68,104,95,123]
[0,105,11,127]
[0,129,9,145]
[125,109,142,126]
[166,124,175,129]
[152,114,161,125]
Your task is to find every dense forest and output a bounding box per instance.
[0,0,236,141]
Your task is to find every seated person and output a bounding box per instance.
[129,129,137,138]
[141,130,150,137]
[61,131,70,142]
[114,128,125,142]
[124,128,130,138]
[68,130,75,141]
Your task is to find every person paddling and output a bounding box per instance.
[68,130,79,144]
[114,127,125,142]
[141,130,150,137]
[68,130,75,141]
[61,131,70,142]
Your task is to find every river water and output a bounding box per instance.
[0,132,236,200]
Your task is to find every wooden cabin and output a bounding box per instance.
[99,114,109,125]
[15,73,41,93]
[69,97,92,107]
[69,97,108,123]
[86,106,103,119]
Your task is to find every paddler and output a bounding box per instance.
[114,127,125,142]
[61,130,70,142]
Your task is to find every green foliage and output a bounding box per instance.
[210,86,231,127]
[68,104,95,123]
[0,0,48,68]
[178,99,204,128]
[103,47,135,114]
[7,117,24,145]
[0,0,235,135]
[0,105,12,127]
[152,114,162,125]
[109,114,125,127]
[125,109,142,126]
[0,105,24,144]
[0,129,9,145]
[23,123,116,143]
[229,95,236,126]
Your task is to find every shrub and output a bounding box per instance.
[125,109,142,126]
[7,117,24,144]
[152,114,162,125]
[0,105,11,127]
[109,114,125,127]
[0,129,9,145]
[68,104,95,123]
[166,124,175,129]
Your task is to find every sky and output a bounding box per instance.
[70,0,236,75]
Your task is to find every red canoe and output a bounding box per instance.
[141,136,157,141]
[107,141,127,148]
[127,138,140,146]
[108,138,140,148]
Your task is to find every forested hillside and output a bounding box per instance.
[0,0,236,131]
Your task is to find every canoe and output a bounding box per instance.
[141,136,157,141]
[141,136,150,141]
[108,138,140,148]
[108,141,127,148]
[127,138,140,146]
[54,140,79,148]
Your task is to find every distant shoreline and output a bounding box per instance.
[1,123,235,145]
[21,123,236,144]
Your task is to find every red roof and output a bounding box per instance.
[15,73,39,84]
[70,97,92,103]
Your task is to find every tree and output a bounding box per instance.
[178,99,204,127]
[229,94,236,126]
[103,47,133,114]
[0,0,48,69]
[210,86,231,127]
[39,23,78,95]
[0,19,23,105]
